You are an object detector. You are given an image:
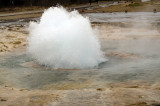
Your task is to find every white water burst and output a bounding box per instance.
[28,7,106,69]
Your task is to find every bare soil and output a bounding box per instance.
[0,1,160,21]
[0,1,160,106]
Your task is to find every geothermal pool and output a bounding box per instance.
[0,12,160,90]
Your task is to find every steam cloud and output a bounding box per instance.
[28,7,106,69]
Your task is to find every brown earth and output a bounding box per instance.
[0,25,27,54]
[0,1,160,21]
[0,13,42,20]
[0,87,62,106]
[0,80,160,106]
[0,6,46,14]
[87,1,160,13]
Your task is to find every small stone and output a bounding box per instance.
[5,85,8,87]
[125,86,139,88]
[23,44,27,46]
[19,89,25,91]
[96,88,105,91]
[13,41,21,44]
[1,99,7,101]
[155,88,160,90]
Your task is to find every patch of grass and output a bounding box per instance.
[128,3,143,7]
[0,81,4,85]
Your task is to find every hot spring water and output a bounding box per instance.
[0,11,160,89]
[28,7,106,69]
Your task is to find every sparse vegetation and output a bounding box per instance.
[0,82,3,85]
[128,2,143,7]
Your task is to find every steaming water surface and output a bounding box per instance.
[0,12,160,89]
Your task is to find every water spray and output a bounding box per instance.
[28,7,107,69]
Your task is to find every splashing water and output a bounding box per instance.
[28,7,106,69]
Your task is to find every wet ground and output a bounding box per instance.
[0,12,160,105]
[0,37,160,90]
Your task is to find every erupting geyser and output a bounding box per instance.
[28,7,106,69]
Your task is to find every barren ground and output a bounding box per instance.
[0,1,160,106]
